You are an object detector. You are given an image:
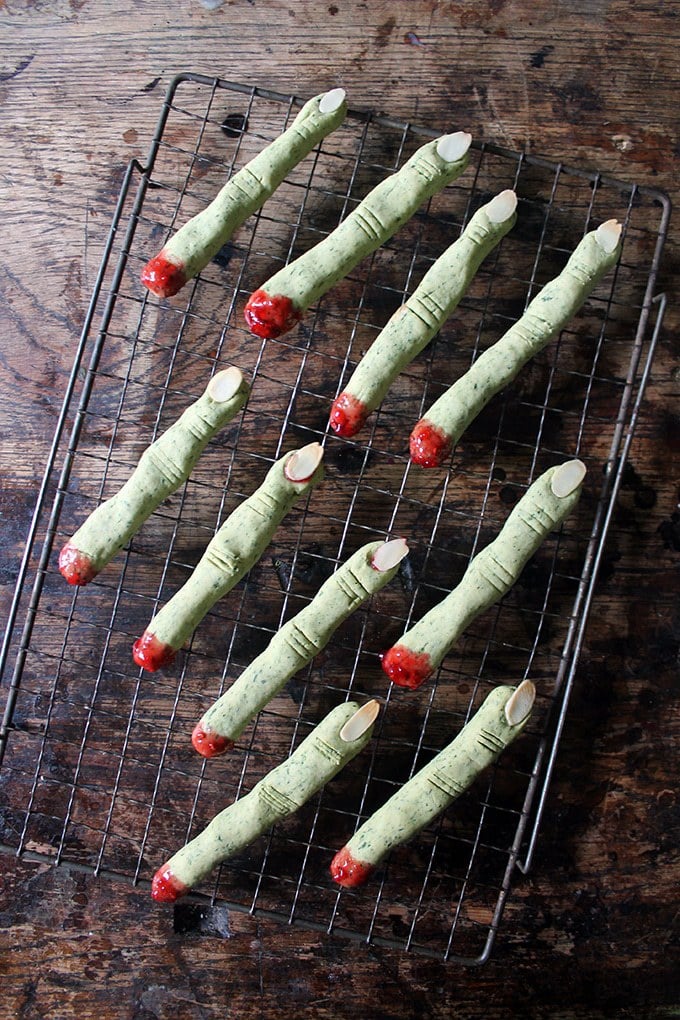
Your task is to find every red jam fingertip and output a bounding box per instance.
[132,631,177,672]
[409,420,452,468]
[151,864,189,903]
[244,289,302,339]
[141,252,188,298]
[330,847,374,888]
[381,644,433,690]
[58,543,97,586]
[329,392,369,437]
[191,723,234,758]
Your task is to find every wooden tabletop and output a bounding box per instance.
[1,2,678,1017]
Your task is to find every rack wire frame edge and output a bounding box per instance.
[0,73,671,966]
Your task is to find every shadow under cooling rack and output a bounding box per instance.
[0,74,670,964]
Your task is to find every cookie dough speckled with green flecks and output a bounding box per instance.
[132,441,325,673]
[152,699,380,902]
[330,189,518,438]
[192,537,409,757]
[410,220,623,467]
[331,681,535,888]
[59,366,249,586]
[141,88,348,297]
[382,460,586,690]
[244,131,473,339]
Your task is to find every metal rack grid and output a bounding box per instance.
[0,74,669,964]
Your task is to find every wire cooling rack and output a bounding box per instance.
[0,75,670,964]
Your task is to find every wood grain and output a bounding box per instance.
[1,1,678,1017]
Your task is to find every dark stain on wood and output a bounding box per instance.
[330,443,374,474]
[549,78,604,123]
[375,16,396,48]
[212,241,238,269]
[529,44,555,68]
[272,555,293,590]
[221,112,248,137]
[658,510,680,551]
[173,902,232,936]
[398,553,416,594]
[284,671,307,704]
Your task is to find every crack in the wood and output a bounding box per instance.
[141,76,162,93]
[0,55,35,84]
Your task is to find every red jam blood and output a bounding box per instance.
[132,631,177,672]
[330,848,374,888]
[141,252,188,298]
[381,644,433,690]
[409,420,452,468]
[329,392,369,438]
[191,723,234,758]
[58,543,97,586]
[244,289,302,339]
[151,865,189,903]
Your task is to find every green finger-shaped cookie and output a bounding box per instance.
[331,680,535,887]
[141,88,348,297]
[410,219,623,466]
[152,699,380,902]
[58,367,250,586]
[329,190,518,438]
[192,537,409,757]
[244,131,473,339]
[382,459,586,690]
[132,442,325,672]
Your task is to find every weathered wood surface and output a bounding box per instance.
[1,1,679,1017]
